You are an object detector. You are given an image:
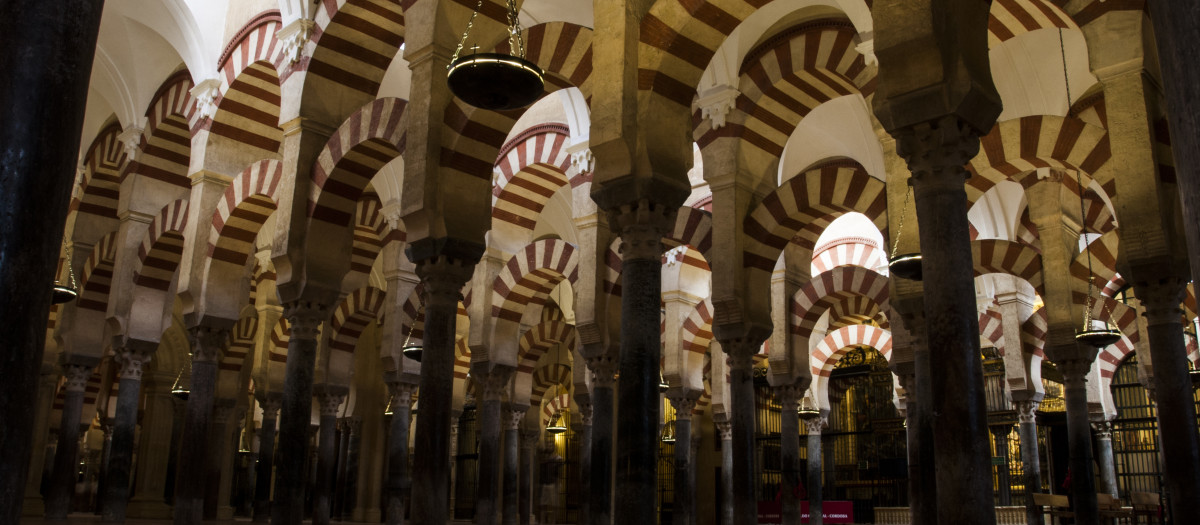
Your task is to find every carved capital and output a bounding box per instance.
[388,381,418,410]
[317,391,346,417]
[188,325,228,363]
[212,400,237,424]
[893,115,980,185]
[697,84,740,129]
[113,347,153,381]
[586,355,618,388]
[803,415,827,434]
[576,401,593,426]
[62,363,93,393]
[189,78,221,121]
[726,351,754,371]
[276,18,314,64]
[1014,399,1040,424]
[1133,276,1188,327]
[1058,358,1093,386]
[1091,420,1113,440]
[416,257,474,307]
[715,420,732,441]
[606,198,677,261]
[506,407,527,430]
[570,147,594,174]
[667,392,698,421]
[117,126,144,161]
[258,395,282,419]
[344,417,363,435]
[774,385,802,413]
[284,300,327,341]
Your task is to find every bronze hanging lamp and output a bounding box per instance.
[171,355,192,400]
[401,303,424,362]
[52,241,79,304]
[888,182,922,281]
[546,411,567,434]
[446,0,545,111]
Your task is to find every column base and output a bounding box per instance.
[363,508,381,522]
[22,496,44,516]
[125,498,173,519]
[217,505,236,520]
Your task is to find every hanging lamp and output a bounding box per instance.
[52,241,79,304]
[796,395,820,418]
[546,411,567,434]
[446,0,545,111]
[658,371,669,393]
[661,419,676,443]
[401,303,424,362]
[171,354,192,400]
[888,182,922,281]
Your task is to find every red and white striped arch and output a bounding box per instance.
[811,325,893,409]
[826,295,886,330]
[491,124,572,234]
[308,97,406,227]
[988,0,1077,48]
[72,123,126,221]
[964,115,1111,203]
[203,13,286,156]
[811,236,884,275]
[1069,230,1118,297]
[492,239,580,324]
[269,317,291,365]
[303,0,405,95]
[541,391,572,425]
[681,299,715,356]
[972,239,1045,295]
[1020,308,1048,359]
[207,160,284,268]
[791,266,890,337]
[133,199,190,292]
[128,71,197,189]
[348,194,390,276]
[517,319,574,376]
[223,315,259,373]
[531,363,572,409]
[326,286,386,383]
[979,307,1006,353]
[77,231,120,313]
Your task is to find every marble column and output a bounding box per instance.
[1058,356,1100,525]
[991,425,1013,506]
[1133,277,1200,520]
[585,356,617,525]
[313,387,346,525]
[0,2,105,520]
[774,387,800,525]
[448,418,460,516]
[574,401,593,525]
[385,382,416,525]
[343,417,363,519]
[125,373,175,519]
[476,371,511,525]
[204,400,237,519]
[667,392,699,525]
[334,421,350,519]
[895,116,997,524]
[715,419,733,525]
[45,363,94,520]
[271,300,327,525]
[519,428,538,525]
[1014,399,1044,525]
[98,346,153,522]
[25,369,63,516]
[252,395,281,522]
[502,408,525,525]
[803,416,825,525]
[410,258,475,525]
[173,326,226,525]
[610,202,674,525]
[1092,420,1118,496]
[723,345,760,525]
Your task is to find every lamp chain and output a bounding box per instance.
[889,182,912,259]
[402,301,424,348]
[507,0,525,58]
[448,0,484,68]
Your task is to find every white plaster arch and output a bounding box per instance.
[778,95,886,184]
[991,28,1098,121]
[967,181,1026,241]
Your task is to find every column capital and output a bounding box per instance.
[283,300,327,341]
[606,198,677,261]
[387,381,419,409]
[257,395,282,419]
[1132,276,1188,327]
[586,355,618,388]
[520,428,540,448]
[726,351,754,371]
[1014,399,1041,424]
[803,415,828,434]
[61,363,93,393]
[1057,357,1094,387]
[667,391,699,421]
[505,407,527,431]
[715,420,732,441]
[1091,419,1113,439]
[113,346,154,381]
[773,385,802,412]
[316,389,347,417]
[893,115,981,184]
[212,399,238,424]
[415,256,475,307]
[187,325,228,363]
[343,416,363,435]
[576,400,594,426]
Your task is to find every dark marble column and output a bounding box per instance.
[253,395,281,522]
[1058,356,1100,525]
[574,401,592,525]
[610,202,675,525]
[1133,276,1200,520]
[724,345,761,525]
[385,381,416,525]
[667,392,699,525]
[45,363,95,520]
[518,428,538,525]
[174,326,226,525]
[895,116,996,525]
[774,387,800,525]
[410,258,475,525]
[270,301,327,525]
[991,425,1013,506]
[476,370,512,525]
[1014,399,1045,525]
[204,400,237,520]
[585,356,617,525]
[127,373,176,519]
[803,416,825,525]
[0,2,105,520]
[313,387,346,525]
[343,417,363,518]
[1092,420,1118,496]
[715,419,733,525]
[333,421,350,519]
[502,408,525,525]
[99,346,153,522]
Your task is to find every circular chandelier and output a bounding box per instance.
[446,0,545,111]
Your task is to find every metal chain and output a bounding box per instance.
[889,183,912,259]
[448,0,484,68]
[507,0,525,58]
[1059,29,1072,116]
[1078,171,1096,327]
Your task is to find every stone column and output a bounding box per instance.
[410,258,475,525]
[585,356,617,525]
[476,370,512,525]
[519,428,538,525]
[0,2,105,520]
[1058,356,1100,525]
[344,417,363,519]
[803,416,825,525]
[667,392,699,525]
[774,387,800,525]
[314,387,346,525]
[209,403,242,520]
[574,400,593,524]
[609,201,675,525]
[126,373,176,519]
[723,344,761,525]
[1092,420,1118,496]
[892,306,938,525]
[448,417,460,516]
[97,345,153,522]
[202,400,233,519]
[502,407,525,525]
[173,326,226,525]
[252,395,281,522]
[1133,277,1200,520]
[385,381,416,525]
[45,363,94,520]
[271,301,327,525]
[334,421,350,519]
[1014,399,1044,525]
[991,425,1013,506]
[715,419,733,525]
[895,116,996,524]
[23,369,60,516]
